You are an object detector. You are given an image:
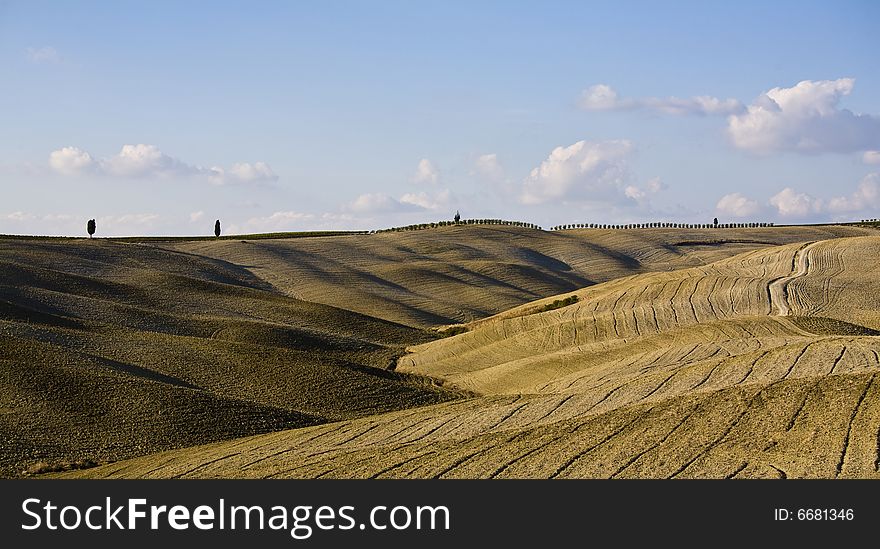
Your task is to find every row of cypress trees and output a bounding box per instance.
[550,221,775,230]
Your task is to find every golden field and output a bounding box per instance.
[2,224,878,478]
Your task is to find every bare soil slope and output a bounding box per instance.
[169,225,869,327]
[0,239,458,477]
[61,234,880,479]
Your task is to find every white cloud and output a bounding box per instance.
[716,193,762,218]
[225,211,316,235]
[226,211,383,235]
[624,185,645,200]
[828,173,880,213]
[624,176,667,201]
[210,162,278,184]
[579,84,620,111]
[48,144,277,184]
[714,174,880,223]
[189,211,205,223]
[400,189,454,211]
[49,146,96,176]
[578,84,743,116]
[412,158,439,184]
[227,211,388,235]
[863,151,880,165]
[474,153,503,180]
[346,193,423,214]
[520,140,633,205]
[4,211,37,222]
[728,78,880,154]
[26,46,59,63]
[769,187,823,218]
[99,213,160,227]
[645,177,667,193]
[1,212,160,236]
[101,144,197,178]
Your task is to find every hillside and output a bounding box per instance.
[0,238,459,477]
[168,224,871,327]
[59,233,880,479]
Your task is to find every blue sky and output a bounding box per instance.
[2,0,879,236]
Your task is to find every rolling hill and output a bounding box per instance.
[0,238,459,477]
[51,229,880,479]
[166,224,870,327]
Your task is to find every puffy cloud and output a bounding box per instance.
[101,144,197,178]
[26,46,59,63]
[227,211,389,235]
[1,212,160,236]
[624,185,645,200]
[646,177,668,193]
[474,153,503,180]
[3,211,37,222]
[716,193,762,217]
[863,151,880,165]
[579,84,620,111]
[210,162,278,184]
[828,173,880,213]
[400,189,454,211]
[230,161,276,181]
[346,193,423,214]
[346,188,454,216]
[189,211,205,222]
[224,211,317,235]
[727,78,880,154]
[520,140,633,205]
[48,144,277,184]
[578,84,743,116]
[624,177,667,201]
[412,158,439,184]
[769,187,823,218]
[49,146,96,176]
[99,213,160,228]
[715,174,880,222]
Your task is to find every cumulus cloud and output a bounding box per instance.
[3,211,37,222]
[624,186,646,200]
[230,162,276,181]
[828,173,880,214]
[346,193,423,214]
[624,177,667,202]
[49,146,96,176]
[412,158,439,184]
[400,189,454,211]
[101,144,198,178]
[863,151,880,165]
[645,177,667,193]
[1,211,161,236]
[769,188,824,218]
[728,78,880,154]
[209,162,278,185]
[99,213,160,227]
[520,140,634,205]
[223,211,317,235]
[225,211,386,235]
[26,46,60,63]
[578,84,743,116]
[47,144,277,184]
[716,193,762,218]
[474,153,504,180]
[189,211,205,223]
[715,174,880,222]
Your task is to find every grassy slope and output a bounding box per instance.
[61,233,880,479]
